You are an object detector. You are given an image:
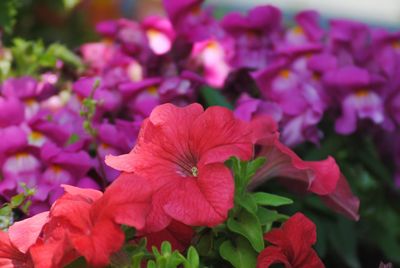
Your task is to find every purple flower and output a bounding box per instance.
[96,120,140,182]
[163,0,220,42]
[0,96,24,127]
[234,93,282,122]
[37,142,94,201]
[0,126,41,198]
[73,77,122,114]
[221,5,282,69]
[335,90,384,134]
[323,66,385,134]
[252,54,327,145]
[328,19,371,65]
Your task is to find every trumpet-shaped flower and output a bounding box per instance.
[106,103,253,230]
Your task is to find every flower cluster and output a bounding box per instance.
[0,75,98,214]
[0,103,358,267]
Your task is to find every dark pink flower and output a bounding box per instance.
[249,116,360,220]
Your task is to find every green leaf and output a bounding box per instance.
[0,206,11,216]
[0,0,21,34]
[219,237,257,268]
[147,260,156,268]
[251,192,293,207]
[195,231,213,256]
[227,209,264,252]
[161,241,172,255]
[185,247,199,268]
[247,157,267,176]
[131,252,145,268]
[226,157,266,195]
[10,193,24,207]
[236,194,258,214]
[47,43,83,69]
[256,207,288,233]
[200,87,233,109]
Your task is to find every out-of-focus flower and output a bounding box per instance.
[221,5,282,69]
[249,116,360,220]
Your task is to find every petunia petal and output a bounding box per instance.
[162,163,234,226]
[8,212,49,254]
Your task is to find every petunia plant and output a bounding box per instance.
[1,0,399,265]
[0,103,358,267]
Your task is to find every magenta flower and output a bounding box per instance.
[253,56,326,146]
[163,0,220,42]
[221,5,282,69]
[0,96,24,127]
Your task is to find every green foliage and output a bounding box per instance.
[0,183,36,229]
[200,87,233,109]
[146,242,200,268]
[252,192,293,207]
[190,157,294,268]
[219,237,257,268]
[0,0,21,33]
[227,209,264,252]
[80,78,100,137]
[226,157,266,196]
[296,128,400,266]
[8,38,83,78]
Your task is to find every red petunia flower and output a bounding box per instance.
[249,116,360,220]
[106,103,254,231]
[0,212,48,268]
[257,213,324,268]
[31,177,152,268]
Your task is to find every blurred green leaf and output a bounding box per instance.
[0,0,21,34]
[328,218,360,268]
[200,87,233,109]
[10,193,24,207]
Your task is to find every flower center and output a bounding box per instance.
[191,166,198,177]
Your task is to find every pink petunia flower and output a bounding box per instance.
[106,103,254,231]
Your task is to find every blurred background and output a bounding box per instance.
[6,0,400,47]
